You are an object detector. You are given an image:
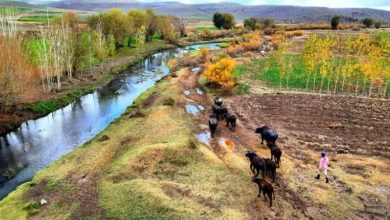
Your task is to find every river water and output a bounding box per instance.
[0,43,219,199]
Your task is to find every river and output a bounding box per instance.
[0,43,219,200]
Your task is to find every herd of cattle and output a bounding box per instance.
[208,97,282,207]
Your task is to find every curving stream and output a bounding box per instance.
[0,43,219,200]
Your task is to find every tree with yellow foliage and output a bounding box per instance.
[318,36,332,93]
[204,58,236,88]
[303,34,317,89]
[199,46,210,63]
[273,39,293,88]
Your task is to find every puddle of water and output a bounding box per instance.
[183,90,191,96]
[195,88,204,95]
[185,104,200,115]
[192,67,201,72]
[185,104,205,115]
[195,132,211,146]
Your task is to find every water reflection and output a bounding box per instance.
[0,43,219,199]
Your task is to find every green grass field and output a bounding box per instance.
[33,10,63,14]
[195,26,218,31]
[234,54,390,97]
[0,6,30,15]
[17,16,55,22]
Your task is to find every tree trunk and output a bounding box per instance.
[320,76,324,93]
[355,82,359,94]
[369,79,373,97]
[306,75,310,90]
[362,79,367,96]
[334,74,339,94]
[384,82,388,98]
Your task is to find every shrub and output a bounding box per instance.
[227,44,244,56]
[181,55,199,67]
[263,28,277,35]
[199,46,210,63]
[375,21,382,29]
[242,40,261,51]
[271,34,285,49]
[244,17,257,30]
[222,13,235,30]
[213,13,223,29]
[285,30,304,38]
[331,16,341,30]
[362,18,373,28]
[204,58,236,88]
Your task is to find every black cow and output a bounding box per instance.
[252,177,275,207]
[209,115,218,138]
[264,158,277,182]
[267,142,282,168]
[245,151,266,178]
[223,112,237,131]
[214,97,223,106]
[212,105,228,121]
[255,125,278,144]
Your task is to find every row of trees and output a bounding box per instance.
[88,8,186,47]
[213,13,235,30]
[0,8,185,112]
[331,16,384,30]
[243,17,275,31]
[272,32,390,97]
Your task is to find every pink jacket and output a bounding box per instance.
[319,157,329,169]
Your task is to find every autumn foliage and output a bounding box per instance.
[227,31,262,56]
[0,35,40,112]
[204,58,236,88]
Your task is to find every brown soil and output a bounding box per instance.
[228,93,390,159]
[177,67,390,219]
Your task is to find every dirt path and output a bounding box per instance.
[177,68,310,219]
[178,68,390,219]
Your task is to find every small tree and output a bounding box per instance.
[362,18,373,28]
[107,34,116,56]
[374,21,382,29]
[222,13,235,30]
[256,17,275,29]
[213,13,223,29]
[331,16,340,30]
[204,58,236,88]
[244,17,257,30]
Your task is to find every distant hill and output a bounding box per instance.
[0,0,35,8]
[28,1,390,23]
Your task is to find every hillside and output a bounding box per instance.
[30,1,390,23]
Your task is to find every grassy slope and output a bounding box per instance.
[0,71,253,219]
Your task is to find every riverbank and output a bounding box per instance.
[0,41,176,136]
[1,61,389,219]
[0,68,258,219]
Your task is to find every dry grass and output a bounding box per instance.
[0,71,259,219]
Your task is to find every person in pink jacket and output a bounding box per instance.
[315,151,329,183]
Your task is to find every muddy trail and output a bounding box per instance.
[179,68,390,219]
[178,69,310,219]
